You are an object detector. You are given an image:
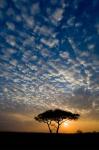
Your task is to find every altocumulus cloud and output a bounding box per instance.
[0,0,99,129]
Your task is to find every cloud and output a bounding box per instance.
[67,16,76,26]
[0,111,39,131]
[30,2,40,15]
[51,8,64,21]
[6,21,16,30]
[40,37,59,48]
[87,44,95,50]
[59,51,69,59]
[36,25,54,36]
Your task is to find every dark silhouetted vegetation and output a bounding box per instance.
[0,132,99,149]
[35,109,80,133]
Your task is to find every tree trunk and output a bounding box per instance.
[47,122,52,133]
[56,123,60,133]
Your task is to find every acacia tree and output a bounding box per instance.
[35,109,80,133]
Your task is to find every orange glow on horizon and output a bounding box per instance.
[59,120,99,133]
[1,111,99,133]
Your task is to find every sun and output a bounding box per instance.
[63,121,69,127]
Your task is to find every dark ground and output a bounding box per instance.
[0,132,99,149]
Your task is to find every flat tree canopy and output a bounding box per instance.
[35,109,80,133]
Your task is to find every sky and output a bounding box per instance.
[0,0,99,133]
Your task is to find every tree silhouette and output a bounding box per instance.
[35,109,80,133]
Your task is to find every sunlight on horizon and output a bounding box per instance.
[63,121,70,128]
